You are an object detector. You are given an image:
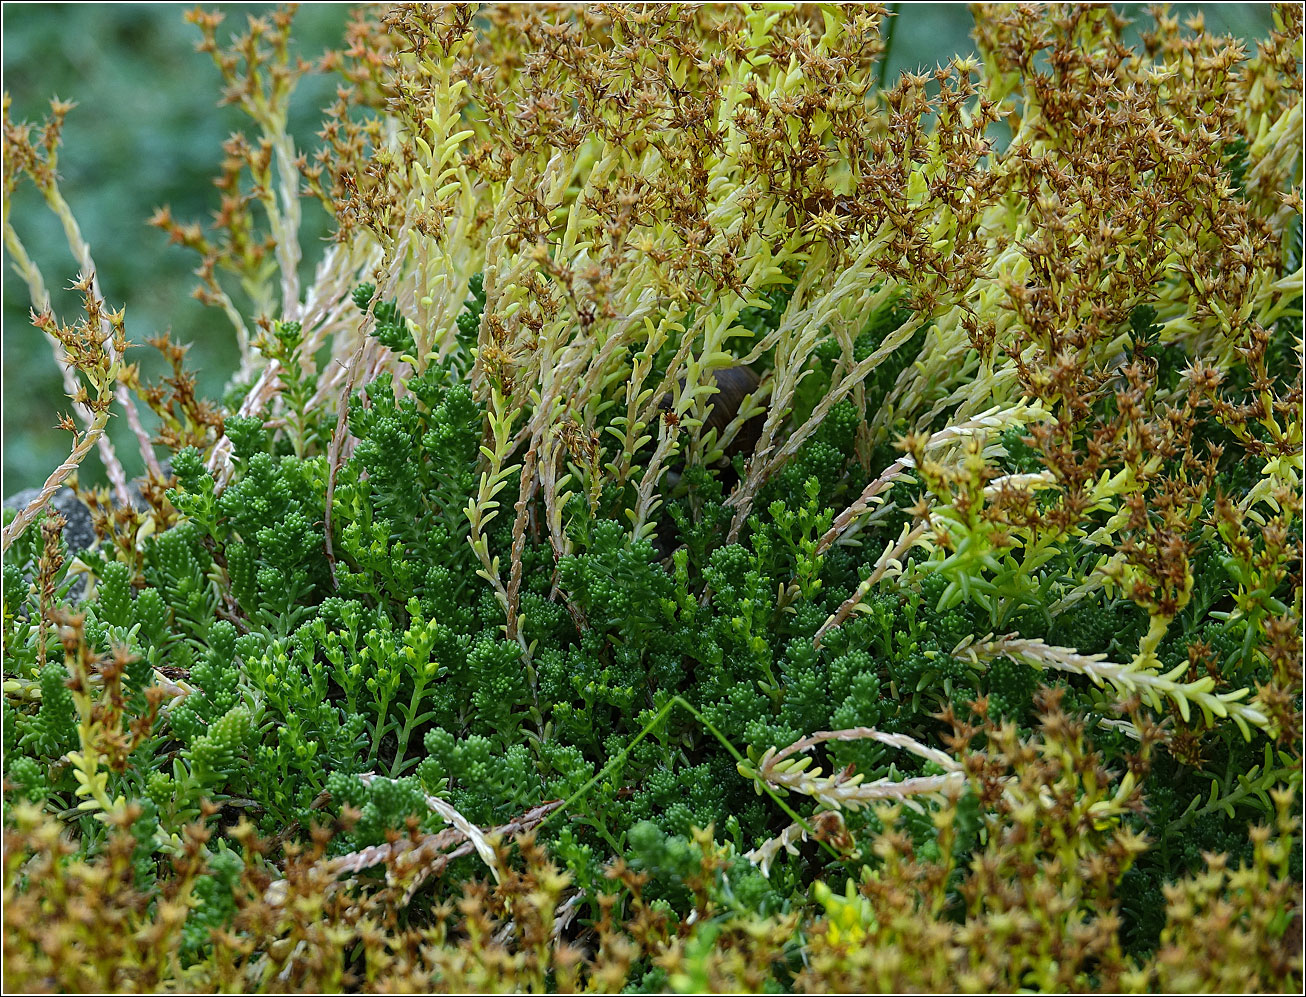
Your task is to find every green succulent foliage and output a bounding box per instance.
[1,8,1301,994]
[455,271,487,363]
[625,819,786,915]
[3,288,1297,977]
[16,662,78,759]
[354,283,417,357]
[5,753,51,805]
[325,771,445,851]
[180,845,244,959]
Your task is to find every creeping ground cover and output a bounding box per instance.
[2,3,1303,992]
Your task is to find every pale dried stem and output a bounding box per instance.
[814,519,929,648]
[2,412,109,551]
[743,820,810,878]
[214,278,256,379]
[726,243,909,540]
[631,417,681,540]
[962,635,1271,735]
[263,797,562,909]
[43,183,156,494]
[207,240,378,486]
[4,214,139,502]
[357,772,503,883]
[268,125,303,321]
[769,727,964,772]
[322,224,415,582]
[816,402,1043,558]
[505,443,539,645]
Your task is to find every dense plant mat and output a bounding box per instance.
[2,4,1302,993]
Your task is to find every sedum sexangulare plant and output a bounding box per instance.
[3,695,1300,993]
[3,3,1302,992]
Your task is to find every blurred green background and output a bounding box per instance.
[2,2,350,494]
[1,3,1276,493]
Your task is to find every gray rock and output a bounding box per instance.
[3,486,100,561]
[4,466,170,609]
[4,470,165,602]
[4,487,95,604]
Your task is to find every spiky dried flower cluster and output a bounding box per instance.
[3,695,1299,993]
[287,4,1297,692]
[2,3,1302,993]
